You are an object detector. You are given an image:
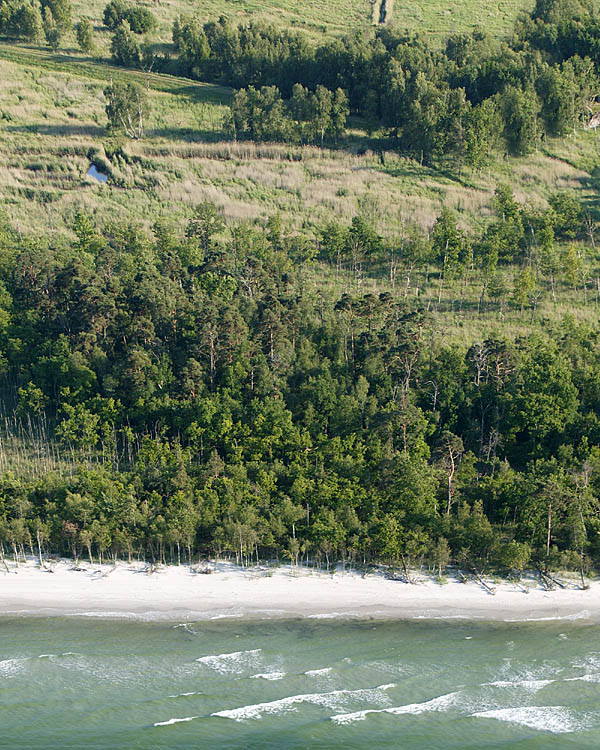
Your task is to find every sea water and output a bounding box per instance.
[2,615,600,748]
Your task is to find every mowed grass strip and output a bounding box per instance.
[0,42,232,103]
[391,0,535,40]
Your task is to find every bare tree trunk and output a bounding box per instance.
[0,544,9,573]
[36,531,44,569]
[546,501,552,570]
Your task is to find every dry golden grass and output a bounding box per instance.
[1,52,599,251]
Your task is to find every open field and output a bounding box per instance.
[2,0,533,63]
[391,0,534,39]
[65,0,534,52]
[1,49,597,235]
[1,45,599,359]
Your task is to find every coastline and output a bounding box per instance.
[0,559,597,623]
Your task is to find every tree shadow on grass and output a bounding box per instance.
[576,167,600,223]
[5,123,105,137]
[148,126,225,143]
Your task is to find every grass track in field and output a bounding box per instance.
[0,42,232,103]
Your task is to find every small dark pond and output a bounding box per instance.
[86,163,108,183]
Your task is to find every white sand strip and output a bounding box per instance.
[0,559,597,622]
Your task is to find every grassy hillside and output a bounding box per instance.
[0,47,595,235]
[64,0,534,53]
[2,44,599,353]
[389,0,535,39]
[0,0,599,351]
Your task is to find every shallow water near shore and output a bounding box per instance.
[2,616,600,749]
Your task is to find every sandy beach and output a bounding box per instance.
[0,559,598,622]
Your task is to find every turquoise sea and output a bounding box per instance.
[2,615,600,748]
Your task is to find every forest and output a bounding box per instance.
[0,0,600,578]
[0,180,599,578]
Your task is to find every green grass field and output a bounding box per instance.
[391,0,534,39]
[1,44,596,238]
[62,0,534,57]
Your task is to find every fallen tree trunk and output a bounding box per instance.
[473,570,496,595]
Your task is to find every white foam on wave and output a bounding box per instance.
[305,668,333,677]
[307,613,353,619]
[250,672,286,681]
[213,683,396,722]
[504,610,592,623]
[331,690,459,726]
[210,613,243,620]
[167,691,203,698]
[472,706,592,733]
[196,649,262,674]
[154,716,198,727]
[566,674,600,683]
[487,679,554,691]
[65,611,139,619]
[567,653,600,682]
[414,614,486,620]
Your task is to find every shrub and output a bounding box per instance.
[76,17,94,53]
[103,0,156,34]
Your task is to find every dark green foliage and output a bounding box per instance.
[0,190,599,573]
[0,1,43,41]
[164,4,600,164]
[42,5,60,49]
[75,17,94,54]
[110,20,141,68]
[39,0,70,32]
[225,84,348,144]
[103,0,156,34]
[104,79,147,138]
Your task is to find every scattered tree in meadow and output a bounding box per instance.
[104,79,147,138]
[103,0,155,33]
[110,20,141,68]
[42,5,60,49]
[75,17,94,53]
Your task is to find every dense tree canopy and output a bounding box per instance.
[0,186,599,576]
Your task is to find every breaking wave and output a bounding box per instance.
[195,649,262,674]
[213,684,396,721]
[486,679,554,692]
[331,691,460,725]
[472,706,594,733]
[154,716,198,727]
